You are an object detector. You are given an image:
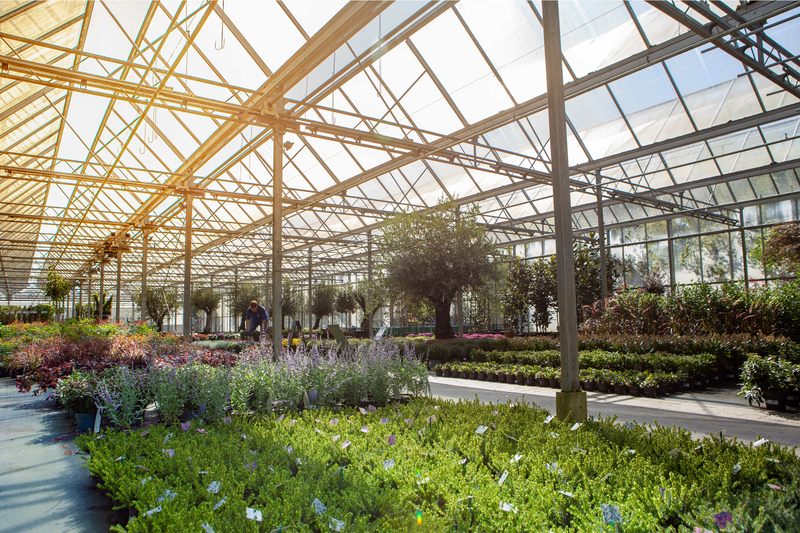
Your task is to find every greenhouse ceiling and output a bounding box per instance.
[1,0,799,300]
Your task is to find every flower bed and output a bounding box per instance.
[76,399,799,532]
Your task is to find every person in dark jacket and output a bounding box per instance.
[245,300,269,343]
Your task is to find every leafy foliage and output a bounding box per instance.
[42,267,71,311]
[227,283,262,331]
[190,288,222,333]
[310,283,338,329]
[380,201,497,339]
[134,287,180,332]
[78,399,800,532]
[764,222,800,274]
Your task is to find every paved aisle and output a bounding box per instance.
[429,375,800,449]
[0,377,113,533]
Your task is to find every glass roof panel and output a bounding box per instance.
[565,87,638,159]
[559,0,646,77]
[410,9,513,125]
[455,0,546,103]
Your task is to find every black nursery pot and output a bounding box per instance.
[763,391,787,412]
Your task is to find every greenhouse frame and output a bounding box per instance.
[1,0,799,335]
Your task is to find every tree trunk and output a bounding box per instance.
[204,311,213,333]
[313,316,321,330]
[434,299,454,339]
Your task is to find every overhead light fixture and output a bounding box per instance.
[283,141,294,151]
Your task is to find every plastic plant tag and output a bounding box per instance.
[546,462,561,473]
[333,435,340,442]
[201,523,215,533]
[498,470,508,485]
[506,434,519,441]
[181,421,191,432]
[599,473,611,483]
[285,446,293,454]
[550,432,559,439]
[315,428,323,435]
[558,490,575,498]
[388,435,396,446]
[459,458,468,465]
[733,463,741,475]
[157,489,177,503]
[162,449,174,458]
[753,438,769,447]
[242,434,251,440]
[207,481,221,494]
[330,419,338,426]
[313,498,327,515]
[140,430,149,436]
[625,449,636,455]
[342,440,351,449]
[198,471,210,475]
[543,415,555,424]
[767,483,787,492]
[140,476,151,486]
[475,425,488,435]
[570,423,582,431]
[416,477,430,485]
[361,426,369,433]
[427,415,437,423]
[511,454,523,463]
[359,407,368,415]
[405,419,413,426]
[163,433,173,444]
[492,410,499,416]
[624,422,636,431]
[418,429,426,437]
[499,502,517,513]
[212,497,227,511]
[246,507,263,522]
[145,506,162,517]
[601,504,622,524]
[572,448,588,455]
[114,456,124,462]
[329,518,345,531]
[197,429,207,434]
[296,458,302,465]
[383,459,395,470]
[767,458,781,464]
[368,405,377,413]
[93,408,103,434]
[713,511,733,529]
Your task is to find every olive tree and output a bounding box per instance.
[133,287,180,332]
[379,201,497,339]
[190,287,222,333]
[310,283,337,330]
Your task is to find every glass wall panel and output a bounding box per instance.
[674,237,701,284]
[730,232,745,281]
[671,217,699,237]
[623,223,645,244]
[647,240,669,277]
[623,243,647,287]
[701,232,731,283]
[744,229,764,281]
[762,200,794,224]
[647,220,668,241]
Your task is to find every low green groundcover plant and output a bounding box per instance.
[77,399,798,532]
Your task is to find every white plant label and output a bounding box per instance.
[570,423,582,431]
[329,518,345,531]
[163,433,173,444]
[145,506,162,517]
[207,481,221,494]
[753,438,769,447]
[499,502,517,513]
[459,458,468,465]
[475,425,488,435]
[156,489,177,503]
[572,448,588,455]
[599,473,611,483]
[341,440,351,449]
[246,507,262,522]
[383,459,395,470]
[330,419,338,426]
[733,463,741,475]
[543,415,555,424]
[498,470,508,485]
[333,435,340,442]
[558,490,575,498]
[313,498,327,515]
[625,449,636,455]
[93,409,102,434]
[511,454,523,464]
[416,477,430,485]
[601,504,622,524]
[285,446,293,454]
[546,462,562,474]
[361,426,369,433]
[212,497,227,511]
[767,458,781,464]
[550,432,559,439]
[201,523,215,533]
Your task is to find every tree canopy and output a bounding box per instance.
[379,201,497,339]
[764,222,800,273]
[310,283,337,330]
[134,287,179,332]
[42,267,71,313]
[190,287,222,333]
[227,282,263,330]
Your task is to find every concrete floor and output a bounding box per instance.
[1,374,799,533]
[0,377,114,533]
[429,375,800,448]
